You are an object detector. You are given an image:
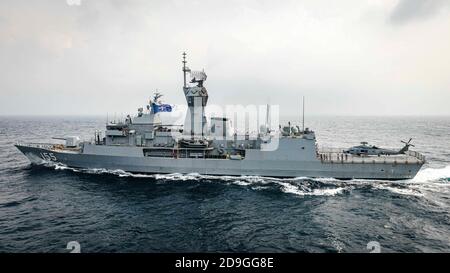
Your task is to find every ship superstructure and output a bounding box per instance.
[15,53,426,180]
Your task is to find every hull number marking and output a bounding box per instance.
[40,152,57,161]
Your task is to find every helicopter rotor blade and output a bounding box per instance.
[401,138,413,145]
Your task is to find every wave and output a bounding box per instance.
[411,165,450,183]
[43,163,348,197]
[279,182,346,196]
[41,162,450,198]
[371,184,424,197]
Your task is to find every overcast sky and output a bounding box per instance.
[0,0,449,116]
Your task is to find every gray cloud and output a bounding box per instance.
[0,0,449,116]
[389,0,449,25]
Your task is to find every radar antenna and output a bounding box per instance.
[153,92,163,104]
[190,70,207,87]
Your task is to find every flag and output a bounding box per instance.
[152,104,172,113]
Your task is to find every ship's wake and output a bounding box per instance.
[411,165,450,183]
[38,162,450,198]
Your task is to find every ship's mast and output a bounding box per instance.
[181,52,209,140]
[182,52,187,88]
[302,96,305,132]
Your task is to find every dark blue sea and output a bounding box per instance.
[1,116,450,253]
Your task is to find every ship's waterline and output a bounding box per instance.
[16,144,422,180]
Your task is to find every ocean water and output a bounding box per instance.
[0,116,450,253]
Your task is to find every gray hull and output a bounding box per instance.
[16,144,423,180]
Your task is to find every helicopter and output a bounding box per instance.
[343,138,415,156]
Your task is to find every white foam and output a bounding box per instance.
[251,186,270,191]
[412,165,450,183]
[233,180,252,186]
[49,164,348,197]
[279,182,345,196]
[311,187,346,196]
[313,177,343,183]
[372,184,424,197]
[45,163,446,198]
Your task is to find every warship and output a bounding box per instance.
[15,53,426,180]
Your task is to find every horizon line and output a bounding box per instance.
[1,114,450,118]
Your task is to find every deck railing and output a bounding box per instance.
[317,148,425,164]
[16,142,54,150]
[16,142,82,153]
